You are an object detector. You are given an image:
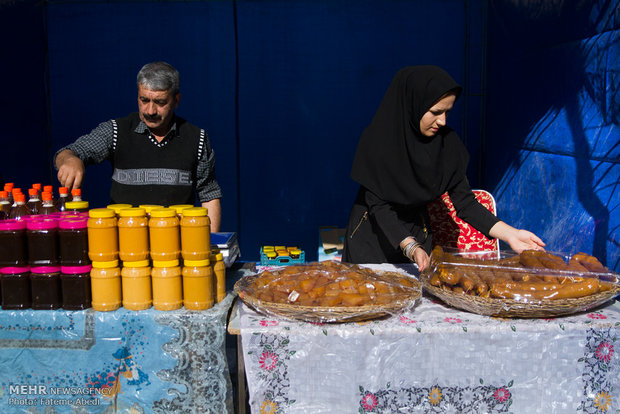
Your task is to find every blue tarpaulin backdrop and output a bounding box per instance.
[1,0,618,270]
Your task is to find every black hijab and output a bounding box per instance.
[351,66,469,206]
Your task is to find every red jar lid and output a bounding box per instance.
[61,265,93,274]
[0,266,31,274]
[59,218,88,229]
[30,265,61,274]
[0,219,27,231]
[26,218,59,230]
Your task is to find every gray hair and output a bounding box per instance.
[136,62,180,95]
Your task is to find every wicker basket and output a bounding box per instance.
[234,272,421,323]
[423,280,620,318]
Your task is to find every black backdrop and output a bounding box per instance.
[1,0,618,269]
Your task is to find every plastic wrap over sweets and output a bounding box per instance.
[421,246,620,318]
[234,261,421,323]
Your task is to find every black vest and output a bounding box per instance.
[110,113,204,206]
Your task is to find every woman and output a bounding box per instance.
[343,66,544,270]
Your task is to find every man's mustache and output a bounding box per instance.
[143,114,161,121]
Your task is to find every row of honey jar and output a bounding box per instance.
[0,205,212,267]
[0,254,226,312]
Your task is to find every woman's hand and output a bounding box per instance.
[400,237,430,271]
[505,229,546,253]
[412,247,430,272]
[489,221,546,254]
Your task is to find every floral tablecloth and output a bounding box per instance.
[0,294,235,414]
[238,269,620,414]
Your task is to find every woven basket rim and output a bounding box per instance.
[234,270,421,323]
[423,279,620,318]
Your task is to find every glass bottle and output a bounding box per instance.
[39,192,59,215]
[9,193,32,220]
[27,188,42,215]
[71,188,82,202]
[0,190,11,219]
[56,187,70,212]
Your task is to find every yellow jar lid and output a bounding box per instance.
[287,246,298,252]
[107,204,132,214]
[89,208,116,218]
[139,204,163,214]
[275,245,286,250]
[92,260,119,268]
[184,259,210,267]
[150,207,177,218]
[181,206,207,217]
[118,207,146,217]
[66,201,89,210]
[289,249,302,255]
[153,259,180,267]
[122,260,150,268]
[263,246,275,252]
[169,204,194,215]
[209,253,224,261]
[266,251,277,259]
[276,250,288,256]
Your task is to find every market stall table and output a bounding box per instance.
[229,265,620,414]
[0,294,235,413]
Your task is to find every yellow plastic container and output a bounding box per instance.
[65,200,89,213]
[180,207,211,261]
[87,208,118,262]
[209,252,226,302]
[149,208,180,261]
[106,203,132,217]
[182,259,214,310]
[121,260,152,310]
[152,260,183,311]
[139,204,163,218]
[169,204,194,217]
[118,207,149,262]
[90,260,121,311]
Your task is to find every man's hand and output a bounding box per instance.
[55,149,85,190]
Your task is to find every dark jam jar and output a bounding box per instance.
[60,265,92,310]
[0,219,28,267]
[1,266,31,309]
[27,218,59,267]
[30,266,62,310]
[58,218,90,266]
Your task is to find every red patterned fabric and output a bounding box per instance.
[427,190,499,253]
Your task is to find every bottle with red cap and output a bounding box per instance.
[71,188,82,202]
[27,188,42,215]
[39,192,59,215]
[11,188,22,207]
[9,193,32,220]
[0,191,10,219]
[4,183,15,205]
[56,187,71,212]
[43,185,54,201]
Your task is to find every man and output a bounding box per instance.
[55,62,222,231]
